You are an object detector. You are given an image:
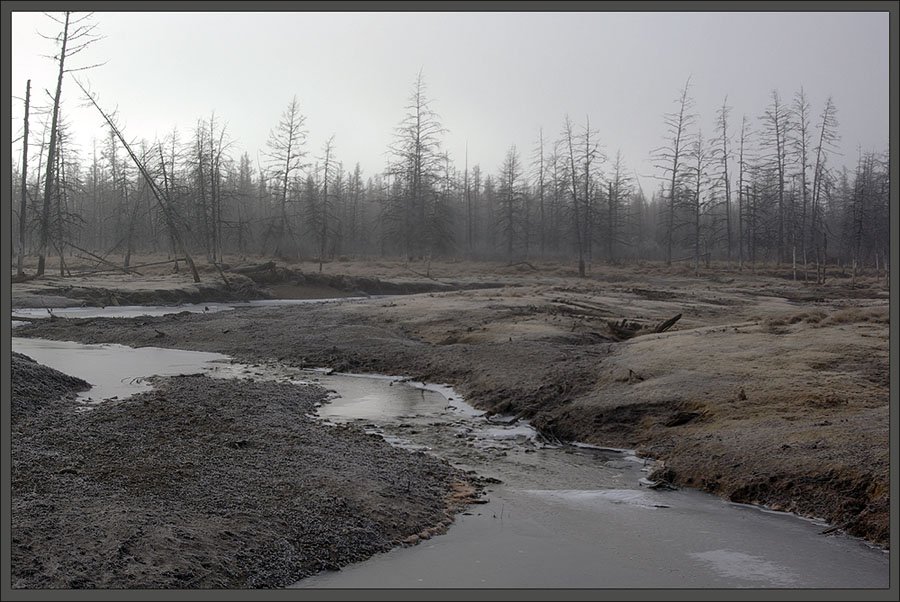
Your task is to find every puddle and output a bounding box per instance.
[12,337,229,405]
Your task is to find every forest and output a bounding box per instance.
[10,13,891,282]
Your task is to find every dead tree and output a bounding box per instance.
[265,96,307,258]
[496,145,523,263]
[810,97,839,283]
[607,150,631,264]
[685,131,713,275]
[36,11,102,276]
[736,115,750,270]
[319,135,336,272]
[36,12,69,276]
[75,78,200,282]
[759,89,793,264]
[531,128,547,259]
[713,97,733,264]
[16,80,31,277]
[652,77,695,266]
[563,115,587,277]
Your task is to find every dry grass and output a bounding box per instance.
[819,306,889,326]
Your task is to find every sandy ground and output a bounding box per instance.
[11,257,892,565]
[11,357,474,588]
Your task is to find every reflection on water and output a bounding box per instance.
[12,337,229,404]
[11,297,370,321]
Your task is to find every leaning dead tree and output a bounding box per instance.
[75,78,200,282]
[607,313,682,340]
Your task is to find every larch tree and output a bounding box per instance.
[347,163,364,255]
[606,150,632,264]
[562,115,586,276]
[496,145,523,262]
[684,130,713,275]
[759,89,793,264]
[463,142,473,254]
[531,128,547,259]
[206,112,231,263]
[791,87,812,279]
[36,11,102,276]
[736,115,751,270]
[386,71,447,260]
[265,95,307,258]
[712,97,733,264]
[579,116,603,265]
[317,135,336,272]
[810,96,839,283]
[469,164,482,252]
[652,77,695,266]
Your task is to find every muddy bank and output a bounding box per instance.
[11,372,472,588]
[10,266,506,310]
[231,260,508,298]
[11,273,266,309]
[11,352,90,416]
[16,268,890,548]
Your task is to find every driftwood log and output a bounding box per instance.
[230,261,277,275]
[607,313,682,340]
[655,313,682,333]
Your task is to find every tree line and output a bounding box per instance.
[11,15,890,281]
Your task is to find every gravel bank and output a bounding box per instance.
[11,372,472,588]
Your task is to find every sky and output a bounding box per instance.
[9,11,891,188]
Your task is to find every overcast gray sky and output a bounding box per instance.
[10,11,890,186]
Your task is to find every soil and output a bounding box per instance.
[11,367,473,588]
[11,256,892,585]
[11,352,90,415]
[11,255,508,309]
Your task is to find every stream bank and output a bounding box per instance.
[10,341,888,589]
[11,261,890,552]
[11,365,473,588]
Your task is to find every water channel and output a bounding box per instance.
[11,303,890,588]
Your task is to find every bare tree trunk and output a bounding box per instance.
[464,142,472,254]
[608,181,615,263]
[564,117,585,277]
[124,184,144,272]
[37,12,70,276]
[319,139,334,273]
[737,116,747,271]
[56,149,65,276]
[718,99,733,265]
[17,80,31,277]
[537,129,545,259]
[662,80,693,266]
[792,245,797,281]
[694,167,701,277]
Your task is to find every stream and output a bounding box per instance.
[10,303,891,589]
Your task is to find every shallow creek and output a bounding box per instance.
[10,303,890,588]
